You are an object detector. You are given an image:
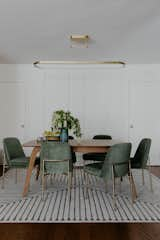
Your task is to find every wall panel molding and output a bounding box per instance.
[0,64,160,164]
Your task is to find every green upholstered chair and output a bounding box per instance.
[2,137,40,188]
[83,135,112,162]
[131,138,152,191]
[84,143,137,208]
[40,141,73,199]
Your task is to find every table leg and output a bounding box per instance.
[22,146,40,197]
[131,173,138,199]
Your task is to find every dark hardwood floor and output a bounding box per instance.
[0,166,160,240]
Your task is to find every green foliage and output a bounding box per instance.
[52,110,82,137]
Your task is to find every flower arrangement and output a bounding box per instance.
[52,110,82,137]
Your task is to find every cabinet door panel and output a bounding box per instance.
[84,70,128,140]
[0,82,24,145]
[129,78,160,164]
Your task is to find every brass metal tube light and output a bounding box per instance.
[33,60,125,66]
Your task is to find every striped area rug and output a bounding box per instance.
[0,168,160,223]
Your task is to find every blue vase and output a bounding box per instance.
[60,128,68,142]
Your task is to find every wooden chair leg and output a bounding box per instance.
[83,160,86,183]
[51,173,56,183]
[111,165,116,209]
[148,156,153,192]
[86,173,90,197]
[41,176,45,201]
[148,165,153,192]
[104,179,108,193]
[50,175,53,185]
[73,168,76,187]
[1,162,5,189]
[119,177,122,193]
[15,168,18,184]
[84,171,89,198]
[129,161,137,203]
[128,174,134,204]
[41,160,45,201]
[131,173,138,199]
[128,175,134,204]
[142,168,145,185]
[68,171,72,200]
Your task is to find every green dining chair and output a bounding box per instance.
[40,141,73,200]
[2,137,40,188]
[131,138,152,191]
[83,135,112,162]
[84,143,137,208]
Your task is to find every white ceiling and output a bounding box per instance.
[0,0,160,63]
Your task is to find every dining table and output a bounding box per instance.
[22,139,120,197]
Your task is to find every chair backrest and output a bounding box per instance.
[3,137,25,164]
[101,143,132,179]
[133,138,151,168]
[40,141,72,173]
[41,141,71,160]
[93,135,112,140]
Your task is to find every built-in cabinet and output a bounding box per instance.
[0,64,160,164]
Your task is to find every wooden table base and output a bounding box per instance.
[22,146,40,197]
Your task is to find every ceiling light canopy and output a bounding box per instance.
[70,34,89,48]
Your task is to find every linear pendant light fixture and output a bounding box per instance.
[33,61,125,66]
[33,34,125,67]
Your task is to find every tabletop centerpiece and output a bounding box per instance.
[51,110,82,142]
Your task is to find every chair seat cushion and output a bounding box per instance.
[9,156,40,168]
[44,161,69,174]
[84,162,103,177]
[9,157,29,168]
[83,153,106,161]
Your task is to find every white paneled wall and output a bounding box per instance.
[83,71,128,140]
[129,75,160,164]
[0,64,160,164]
[0,82,25,142]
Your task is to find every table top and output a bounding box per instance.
[23,139,121,148]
